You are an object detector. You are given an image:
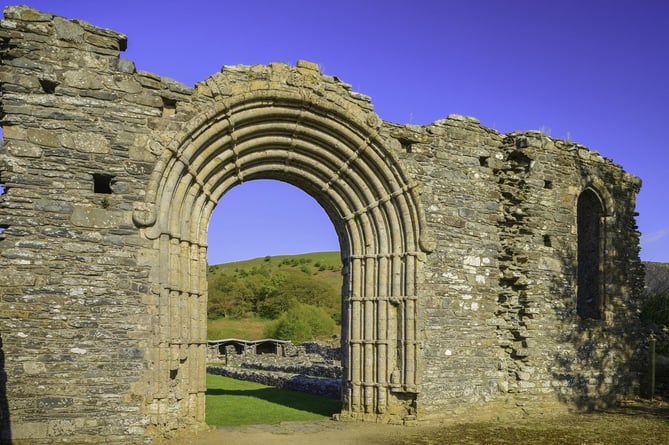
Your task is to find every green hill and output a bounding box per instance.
[644,261,669,296]
[207,252,343,340]
[642,261,669,328]
[208,251,342,290]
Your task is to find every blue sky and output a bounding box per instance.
[3,1,668,264]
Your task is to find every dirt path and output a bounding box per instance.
[182,421,403,445]
[164,399,669,445]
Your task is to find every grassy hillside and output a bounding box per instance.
[645,261,669,295]
[208,251,342,289]
[207,251,342,340]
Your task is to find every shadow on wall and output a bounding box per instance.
[0,334,11,443]
[550,154,645,409]
[549,246,645,410]
[498,135,645,410]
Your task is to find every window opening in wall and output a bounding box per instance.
[38,77,58,94]
[577,189,604,319]
[543,180,553,189]
[543,234,552,247]
[479,156,489,167]
[92,173,114,194]
[162,97,177,117]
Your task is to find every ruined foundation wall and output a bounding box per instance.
[0,6,645,444]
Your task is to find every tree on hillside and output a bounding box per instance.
[642,262,669,326]
[645,262,669,296]
[208,272,270,318]
[207,259,341,322]
[264,303,337,343]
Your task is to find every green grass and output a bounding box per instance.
[206,373,341,426]
[209,251,341,272]
[208,251,343,290]
[207,317,272,340]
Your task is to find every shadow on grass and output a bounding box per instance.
[207,386,341,417]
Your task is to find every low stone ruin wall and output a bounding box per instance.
[301,341,342,361]
[239,356,342,379]
[207,340,343,399]
[207,365,341,399]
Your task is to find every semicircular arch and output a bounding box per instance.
[577,176,614,216]
[136,79,429,424]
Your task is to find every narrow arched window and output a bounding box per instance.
[577,189,604,319]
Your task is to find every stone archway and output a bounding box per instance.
[133,74,430,426]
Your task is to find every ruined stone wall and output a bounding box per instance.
[386,117,507,415]
[489,132,644,409]
[0,6,199,443]
[395,122,644,417]
[0,6,644,444]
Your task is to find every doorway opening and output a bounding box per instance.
[204,179,343,426]
[207,179,340,265]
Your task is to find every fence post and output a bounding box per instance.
[649,332,656,400]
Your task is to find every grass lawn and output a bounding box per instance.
[207,316,341,343]
[207,317,271,340]
[205,373,341,426]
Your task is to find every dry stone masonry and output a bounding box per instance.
[0,6,645,444]
[206,340,343,399]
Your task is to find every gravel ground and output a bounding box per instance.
[161,398,668,445]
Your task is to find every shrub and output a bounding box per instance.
[641,292,669,326]
[264,303,336,343]
[257,295,294,319]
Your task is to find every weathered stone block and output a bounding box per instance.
[57,131,110,154]
[70,207,130,228]
[26,128,60,148]
[7,142,43,158]
[11,422,48,441]
[53,16,83,42]
[0,269,36,287]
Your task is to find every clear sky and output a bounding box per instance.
[3,0,668,264]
